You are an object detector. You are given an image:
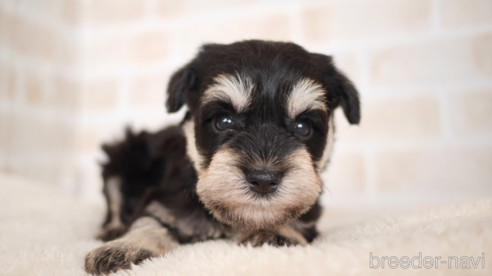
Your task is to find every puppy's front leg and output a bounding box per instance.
[239,225,308,247]
[85,217,178,275]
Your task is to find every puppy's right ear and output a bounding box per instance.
[311,53,361,125]
[166,65,196,113]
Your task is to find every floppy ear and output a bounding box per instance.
[311,54,361,124]
[166,43,222,113]
[334,69,360,124]
[165,65,196,113]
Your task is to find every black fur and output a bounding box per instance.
[167,40,358,169]
[100,126,225,243]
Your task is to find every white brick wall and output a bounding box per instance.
[1,0,491,210]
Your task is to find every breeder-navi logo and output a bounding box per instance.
[370,252,485,269]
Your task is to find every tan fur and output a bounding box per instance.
[182,120,204,172]
[196,147,322,230]
[276,225,308,245]
[287,78,327,119]
[315,116,334,172]
[110,217,178,255]
[145,201,228,240]
[146,201,176,225]
[85,217,179,274]
[97,177,124,239]
[201,74,254,113]
[106,177,122,227]
[290,219,317,232]
[239,225,308,247]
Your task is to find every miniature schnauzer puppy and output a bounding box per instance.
[84,40,360,275]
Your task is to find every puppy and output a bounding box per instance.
[84,40,360,275]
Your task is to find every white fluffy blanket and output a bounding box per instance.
[1,174,491,276]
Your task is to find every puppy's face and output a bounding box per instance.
[166,41,360,230]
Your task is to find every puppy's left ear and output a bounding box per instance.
[166,65,196,113]
[311,53,361,125]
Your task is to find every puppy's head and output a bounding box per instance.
[166,41,360,230]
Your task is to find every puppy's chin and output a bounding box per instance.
[196,147,322,230]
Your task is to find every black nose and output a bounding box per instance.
[246,170,282,195]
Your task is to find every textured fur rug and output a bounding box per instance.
[1,174,490,276]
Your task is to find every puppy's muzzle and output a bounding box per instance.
[246,170,282,195]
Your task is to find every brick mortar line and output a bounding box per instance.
[436,90,453,140]
[0,49,82,78]
[363,80,492,96]
[299,25,492,53]
[79,3,294,38]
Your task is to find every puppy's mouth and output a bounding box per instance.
[196,147,322,230]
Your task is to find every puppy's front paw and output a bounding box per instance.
[84,242,155,275]
[239,230,303,247]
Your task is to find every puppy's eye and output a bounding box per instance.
[294,120,311,138]
[214,114,234,131]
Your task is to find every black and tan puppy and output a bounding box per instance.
[84,40,360,275]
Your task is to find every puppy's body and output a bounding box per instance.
[99,126,322,243]
[98,126,222,243]
[85,40,360,275]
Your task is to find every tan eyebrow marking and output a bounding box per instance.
[201,74,254,113]
[287,78,327,118]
